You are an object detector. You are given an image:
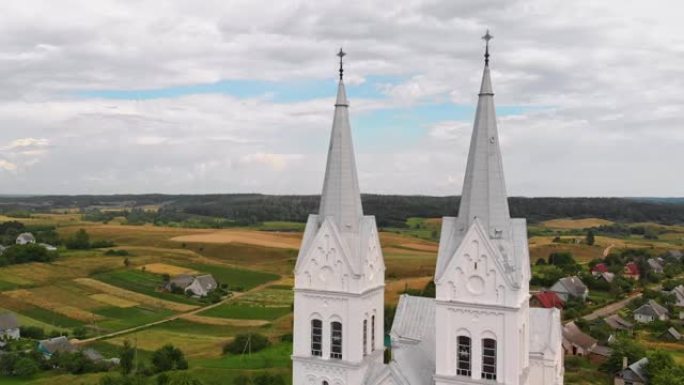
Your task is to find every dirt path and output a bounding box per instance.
[582,292,641,321]
[602,244,615,257]
[74,278,284,345]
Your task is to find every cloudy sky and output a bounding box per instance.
[0,0,682,197]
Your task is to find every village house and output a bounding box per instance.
[0,245,6,256]
[38,336,77,358]
[551,276,589,302]
[647,258,664,274]
[633,299,669,323]
[597,272,615,284]
[591,263,609,276]
[661,327,682,342]
[670,284,684,319]
[185,274,218,297]
[15,232,36,245]
[614,357,648,385]
[0,312,20,344]
[530,291,565,309]
[164,274,218,297]
[562,321,597,356]
[604,314,634,332]
[624,262,640,280]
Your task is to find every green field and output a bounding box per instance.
[199,304,291,321]
[181,263,280,291]
[94,269,200,305]
[93,306,175,331]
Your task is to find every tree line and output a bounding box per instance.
[2,194,684,226]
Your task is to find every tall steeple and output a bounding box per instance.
[318,48,364,233]
[457,30,511,238]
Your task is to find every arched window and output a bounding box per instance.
[311,319,322,356]
[482,338,497,380]
[331,321,342,359]
[363,319,368,356]
[371,315,376,352]
[456,336,471,376]
[322,381,329,385]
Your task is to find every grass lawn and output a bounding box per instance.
[194,342,293,370]
[200,304,291,321]
[93,269,200,305]
[181,263,279,291]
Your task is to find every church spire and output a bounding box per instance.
[457,31,510,238]
[318,49,363,232]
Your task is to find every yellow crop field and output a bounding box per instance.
[170,230,301,249]
[541,218,613,229]
[385,276,433,304]
[89,293,139,308]
[107,329,226,358]
[4,289,104,322]
[179,314,269,327]
[74,278,198,312]
[140,263,198,276]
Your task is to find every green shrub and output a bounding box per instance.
[223,333,270,355]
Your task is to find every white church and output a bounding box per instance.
[292,33,564,385]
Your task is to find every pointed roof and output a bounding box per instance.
[457,37,510,238]
[318,54,364,233]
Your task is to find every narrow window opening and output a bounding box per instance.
[310,319,322,357]
[330,321,342,359]
[371,315,376,352]
[457,336,471,377]
[482,338,497,380]
[363,319,368,356]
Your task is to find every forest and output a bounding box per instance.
[2,194,684,227]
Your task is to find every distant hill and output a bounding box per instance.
[1,194,684,226]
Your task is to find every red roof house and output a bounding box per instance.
[624,262,640,280]
[530,291,565,309]
[591,263,609,276]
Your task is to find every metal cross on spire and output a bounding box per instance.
[337,48,346,80]
[482,29,493,66]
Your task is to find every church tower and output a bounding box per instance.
[433,32,532,385]
[292,49,386,385]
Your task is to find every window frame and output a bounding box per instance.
[330,321,343,359]
[310,319,322,357]
[456,335,472,377]
[481,338,497,381]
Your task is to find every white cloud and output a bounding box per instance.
[0,0,683,196]
[0,160,17,171]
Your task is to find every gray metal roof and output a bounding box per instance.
[318,80,364,234]
[634,299,669,318]
[388,295,436,385]
[553,276,588,297]
[456,62,510,240]
[16,232,35,244]
[194,274,217,291]
[562,321,597,350]
[39,336,76,354]
[618,357,648,382]
[167,274,194,289]
[604,314,633,330]
[0,313,18,330]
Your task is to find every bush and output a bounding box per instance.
[65,229,91,250]
[223,333,270,355]
[92,240,116,249]
[19,326,45,340]
[0,244,57,266]
[13,357,39,377]
[151,344,187,373]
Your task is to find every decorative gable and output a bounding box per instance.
[295,217,358,292]
[435,219,519,305]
